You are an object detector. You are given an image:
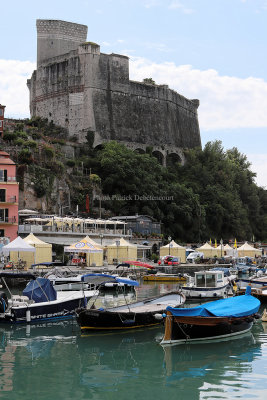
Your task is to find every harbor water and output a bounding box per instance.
[1,281,267,400]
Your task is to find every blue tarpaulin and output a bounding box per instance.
[23,278,57,303]
[167,289,260,318]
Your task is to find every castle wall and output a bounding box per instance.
[28,19,201,154]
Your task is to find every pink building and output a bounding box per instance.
[0,151,19,241]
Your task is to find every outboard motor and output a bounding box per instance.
[0,292,8,313]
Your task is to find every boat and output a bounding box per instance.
[262,309,267,322]
[236,273,267,291]
[180,269,236,299]
[0,271,99,324]
[237,285,267,302]
[75,291,186,331]
[160,286,261,346]
[143,272,189,282]
[44,267,139,292]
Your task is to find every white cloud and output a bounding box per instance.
[247,154,267,188]
[0,59,35,118]
[168,0,195,13]
[1,56,267,186]
[144,0,161,8]
[129,56,267,131]
[143,0,194,13]
[143,42,173,52]
[3,56,267,134]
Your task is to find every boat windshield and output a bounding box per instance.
[196,274,205,287]
[195,273,217,287]
[205,273,216,287]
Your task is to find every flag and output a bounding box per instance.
[86,194,90,213]
[209,238,212,245]
[234,238,237,249]
[215,239,217,248]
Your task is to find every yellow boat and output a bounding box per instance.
[143,274,187,282]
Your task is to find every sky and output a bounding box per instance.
[1,0,267,187]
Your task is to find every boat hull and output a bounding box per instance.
[143,275,186,282]
[237,287,267,303]
[0,295,92,324]
[76,292,186,331]
[161,313,255,345]
[76,308,165,330]
[181,283,230,299]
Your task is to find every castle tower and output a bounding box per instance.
[29,19,201,159]
[36,19,88,66]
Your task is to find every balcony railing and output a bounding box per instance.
[0,176,17,182]
[0,195,17,203]
[0,216,17,224]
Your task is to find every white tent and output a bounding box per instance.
[160,240,186,262]
[2,236,36,268]
[107,238,137,263]
[196,242,219,258]
[223,244,236,257]
[2,236,36,254]
[64,236,103,267]
[237,242,262,258]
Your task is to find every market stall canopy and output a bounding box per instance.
[196,242,219,258]
[109,238,137,247]
[64,237,103,253]
[107,238,137,263]
[2,236,36,254]
[237,242,262,257]
[161,240,185,249]
[197,242,216,250]
[24,233,52,248]
[80,235,104,249]
[160,240,186,262]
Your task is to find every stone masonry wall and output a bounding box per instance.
[28,19,201,156]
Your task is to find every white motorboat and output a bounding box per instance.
[44,268,139,292]
[181,270,236,299]
[0,271,98,324]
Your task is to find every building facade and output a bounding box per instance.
[111,215,161,236]
[27,19,202,166]
[0,104,5,138]
[0,151,19,240]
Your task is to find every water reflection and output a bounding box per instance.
[163,322,264,400]
[0,289,267,400]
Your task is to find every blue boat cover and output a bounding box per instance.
[81,273,139,286]
[166,290,260,318]
[23,278,57,303]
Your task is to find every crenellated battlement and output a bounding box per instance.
[37,19,88,66]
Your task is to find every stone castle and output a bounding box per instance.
[27,19,201,165]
